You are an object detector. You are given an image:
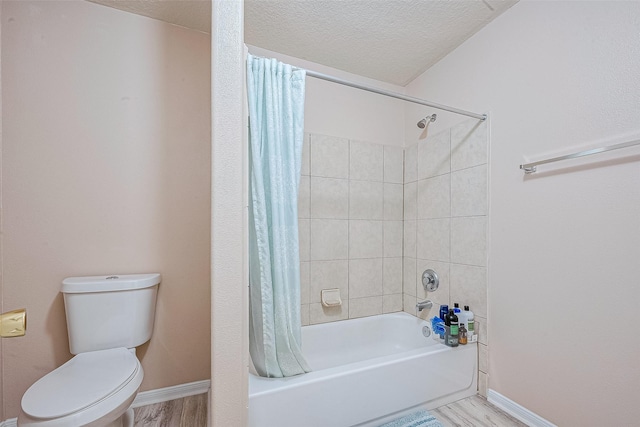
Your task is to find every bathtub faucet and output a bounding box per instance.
[416,299,433,312]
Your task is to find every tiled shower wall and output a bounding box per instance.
[298,133,405,325]
[402,118,489,395]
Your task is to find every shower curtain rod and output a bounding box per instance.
[304,70,487,121]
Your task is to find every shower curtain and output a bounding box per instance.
[246,54,311,378]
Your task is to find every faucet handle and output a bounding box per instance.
[421,269,439,292]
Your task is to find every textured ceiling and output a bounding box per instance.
[245,1,517,86]
[87,0,517,86]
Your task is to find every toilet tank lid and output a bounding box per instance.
[62,273,161,293]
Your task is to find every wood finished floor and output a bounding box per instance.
[133,393,525,427]
[134,393,207,427]
[432,395,527,427]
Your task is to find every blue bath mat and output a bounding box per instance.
[378,409,443,427]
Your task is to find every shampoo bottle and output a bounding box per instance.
[457,307,468,334]
[464,305,475,342]
[445,309,459,347]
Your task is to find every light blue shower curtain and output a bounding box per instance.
[246,54,310,378]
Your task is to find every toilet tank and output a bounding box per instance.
[61,274,161,354]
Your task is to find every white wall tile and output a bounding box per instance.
[349,296,383,319]
[478,371,488,397]
[299,218,310,262]
[479,343,488,373]
[450,263,487,318]
[403,293,417,315]
[350,140,383,181]
[349,258,383,298]
[404,143,417,183]
[300,304,310,326]
[403,181,417,220]
[349,220,383,259]
[384,145,404,184]
[298,175,310,219]
[310,301,349,324]
[310,134,349,178]
[475,315,488,345]
[310,219,348,260]
[383,294,403,313]
[403,219,416,258]
[300,261,310,304]
[350,180,383,220]
[417,174,451,219]
[310,176,349,219]
[309,260,349,304]
[451,118,487,171]
[451,165,487,217]
[403,257,416,296]
[383,220,403,258]
[384,183,404,220]
[301,133,310,176]
[418,129,450,180]
[383,257,403,294]
[451,216,486,266]
[416,218,450,262]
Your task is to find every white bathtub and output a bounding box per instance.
[248,312,477,427]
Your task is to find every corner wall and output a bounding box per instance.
[1,1,211,418]
[402,118,489,394]
[404,2,640,425]
[211,0,247,424]
[0,2,4,421]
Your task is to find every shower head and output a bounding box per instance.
[417,114,437,129]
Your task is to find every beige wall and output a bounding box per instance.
[0,2,4,419]
[248,46,406,147]
[405,2,640,425]
[1,0,211,419]
[211,0,248,425]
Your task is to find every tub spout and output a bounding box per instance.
[416,299,433,312]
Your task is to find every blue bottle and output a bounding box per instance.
[438,305,449,339]
[439,304,449,321]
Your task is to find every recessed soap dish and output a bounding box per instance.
[321,288,342,307]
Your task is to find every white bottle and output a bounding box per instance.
[463,305,475,342]
[457,308,468,332]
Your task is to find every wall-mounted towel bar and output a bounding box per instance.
[520,138,640,174]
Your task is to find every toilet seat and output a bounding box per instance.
[20,348,142,425]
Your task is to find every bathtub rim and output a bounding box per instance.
[248,312,476,397]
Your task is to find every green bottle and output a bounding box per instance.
[445,309,459,347]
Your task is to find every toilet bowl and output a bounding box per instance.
[18,274,160,427]
[19,348,142,427]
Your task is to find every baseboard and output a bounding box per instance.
[131,379,211,408]
[487,389,557,427]
[0,380,210,426]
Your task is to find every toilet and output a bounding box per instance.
[18,273,161,427]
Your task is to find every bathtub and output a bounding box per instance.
[248,312,477,427]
